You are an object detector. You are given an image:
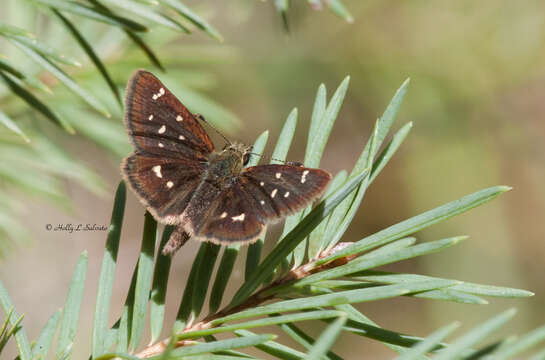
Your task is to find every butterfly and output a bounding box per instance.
[121,70,332,255]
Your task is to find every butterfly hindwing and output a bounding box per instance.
[124,70,214,160]
[122,152,205,223]
[240,164,332,222]
[191,164,331,244]
[194,183,266,244]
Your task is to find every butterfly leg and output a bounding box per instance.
[162,226,191,256]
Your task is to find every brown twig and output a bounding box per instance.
[135,242,355,358]
[135,284,276,358]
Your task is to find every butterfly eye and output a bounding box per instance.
[243,153,251,166]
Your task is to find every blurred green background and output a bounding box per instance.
[1,0,544,358]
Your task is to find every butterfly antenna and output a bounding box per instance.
[194,113,232,145]
[248,152,291,164]
[270,156,288,164]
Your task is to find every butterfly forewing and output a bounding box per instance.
[124,70,214,159]
[240,164,332,222]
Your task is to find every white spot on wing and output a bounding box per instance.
[275,172,281,179]
[271,189,278,198]
[152,87,165,100]
[284,191,290,198]
[176,115,183,122]
[301,170,310,183]
[232,213,245,222]
[148,115,153,120]
[220,212,227,219]
[158,142,164,148]
[158,125,166,134]
[260,181,264,186]
[260,200,265,205]
[166,181,174,188]
[152,165,162,178]
[179,135,185,140]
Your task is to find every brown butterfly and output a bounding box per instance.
[121,70,331,255]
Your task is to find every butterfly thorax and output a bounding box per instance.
[205,142,250,185]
